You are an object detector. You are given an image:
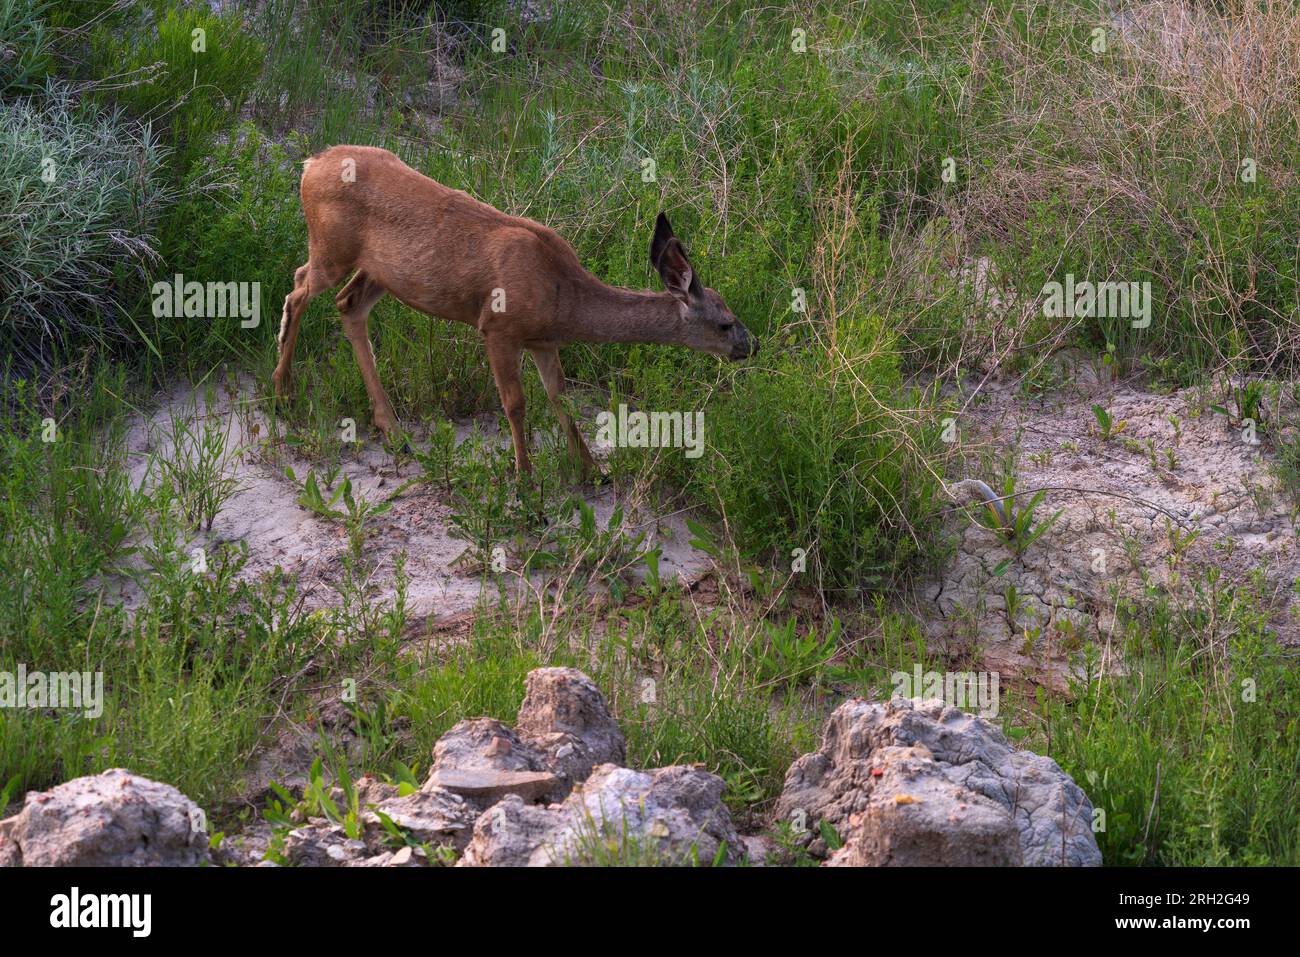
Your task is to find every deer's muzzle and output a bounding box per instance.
[730,332,758,361]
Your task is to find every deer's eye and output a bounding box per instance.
[719,323,733,332]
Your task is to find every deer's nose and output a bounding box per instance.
[731,333,757,360]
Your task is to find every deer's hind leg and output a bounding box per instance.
[273,259,345,396]
[485,337,530,475]
[335,271,401,443]
[529,346,599,478]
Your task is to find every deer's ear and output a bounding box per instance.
[650,212,675,266]
[651,215,701,304]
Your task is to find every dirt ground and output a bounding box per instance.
[106,378,713,628]
[108,364,1298,701]
[923,354,1299,688]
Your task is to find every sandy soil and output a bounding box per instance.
[105,377,713,629]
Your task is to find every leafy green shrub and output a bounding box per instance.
[155,124,303,366]
[0,83,168,375]
[687,314,944,589]
[89,4,263,177]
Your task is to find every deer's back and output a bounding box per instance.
[300,146,586,332]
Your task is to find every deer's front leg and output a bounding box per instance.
[337,273,400,442]
[529,346,599,478]
[485,337,530,475]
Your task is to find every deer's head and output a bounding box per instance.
[651,213,756,361]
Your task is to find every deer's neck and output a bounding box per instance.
[565,277,684,346]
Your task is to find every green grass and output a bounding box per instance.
[1044,569,1300,865]
[0,370,330,808]
[0,0,54,95]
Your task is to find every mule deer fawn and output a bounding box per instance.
[272,145,756,475]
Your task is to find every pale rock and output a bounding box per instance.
[0,769,210,867]
[460,764,743,867]
[775,697,1101,866]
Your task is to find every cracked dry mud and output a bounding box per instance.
[926,363,1299,688]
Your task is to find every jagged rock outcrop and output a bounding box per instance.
[275,785,479,867]
[429,670,743,866]
[425,667,626,807]
[425,718,561,807]
[282,823,370,867]
[514,666,627,789]
[823,747,1022,866]
[359,787,478,849]
[3,678,1096,868]
[278,667,656,865]
[459,764,744,867]
[775,697,1101,866]
[0,769,210,867]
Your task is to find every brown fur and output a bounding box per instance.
[272,145,753,475]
